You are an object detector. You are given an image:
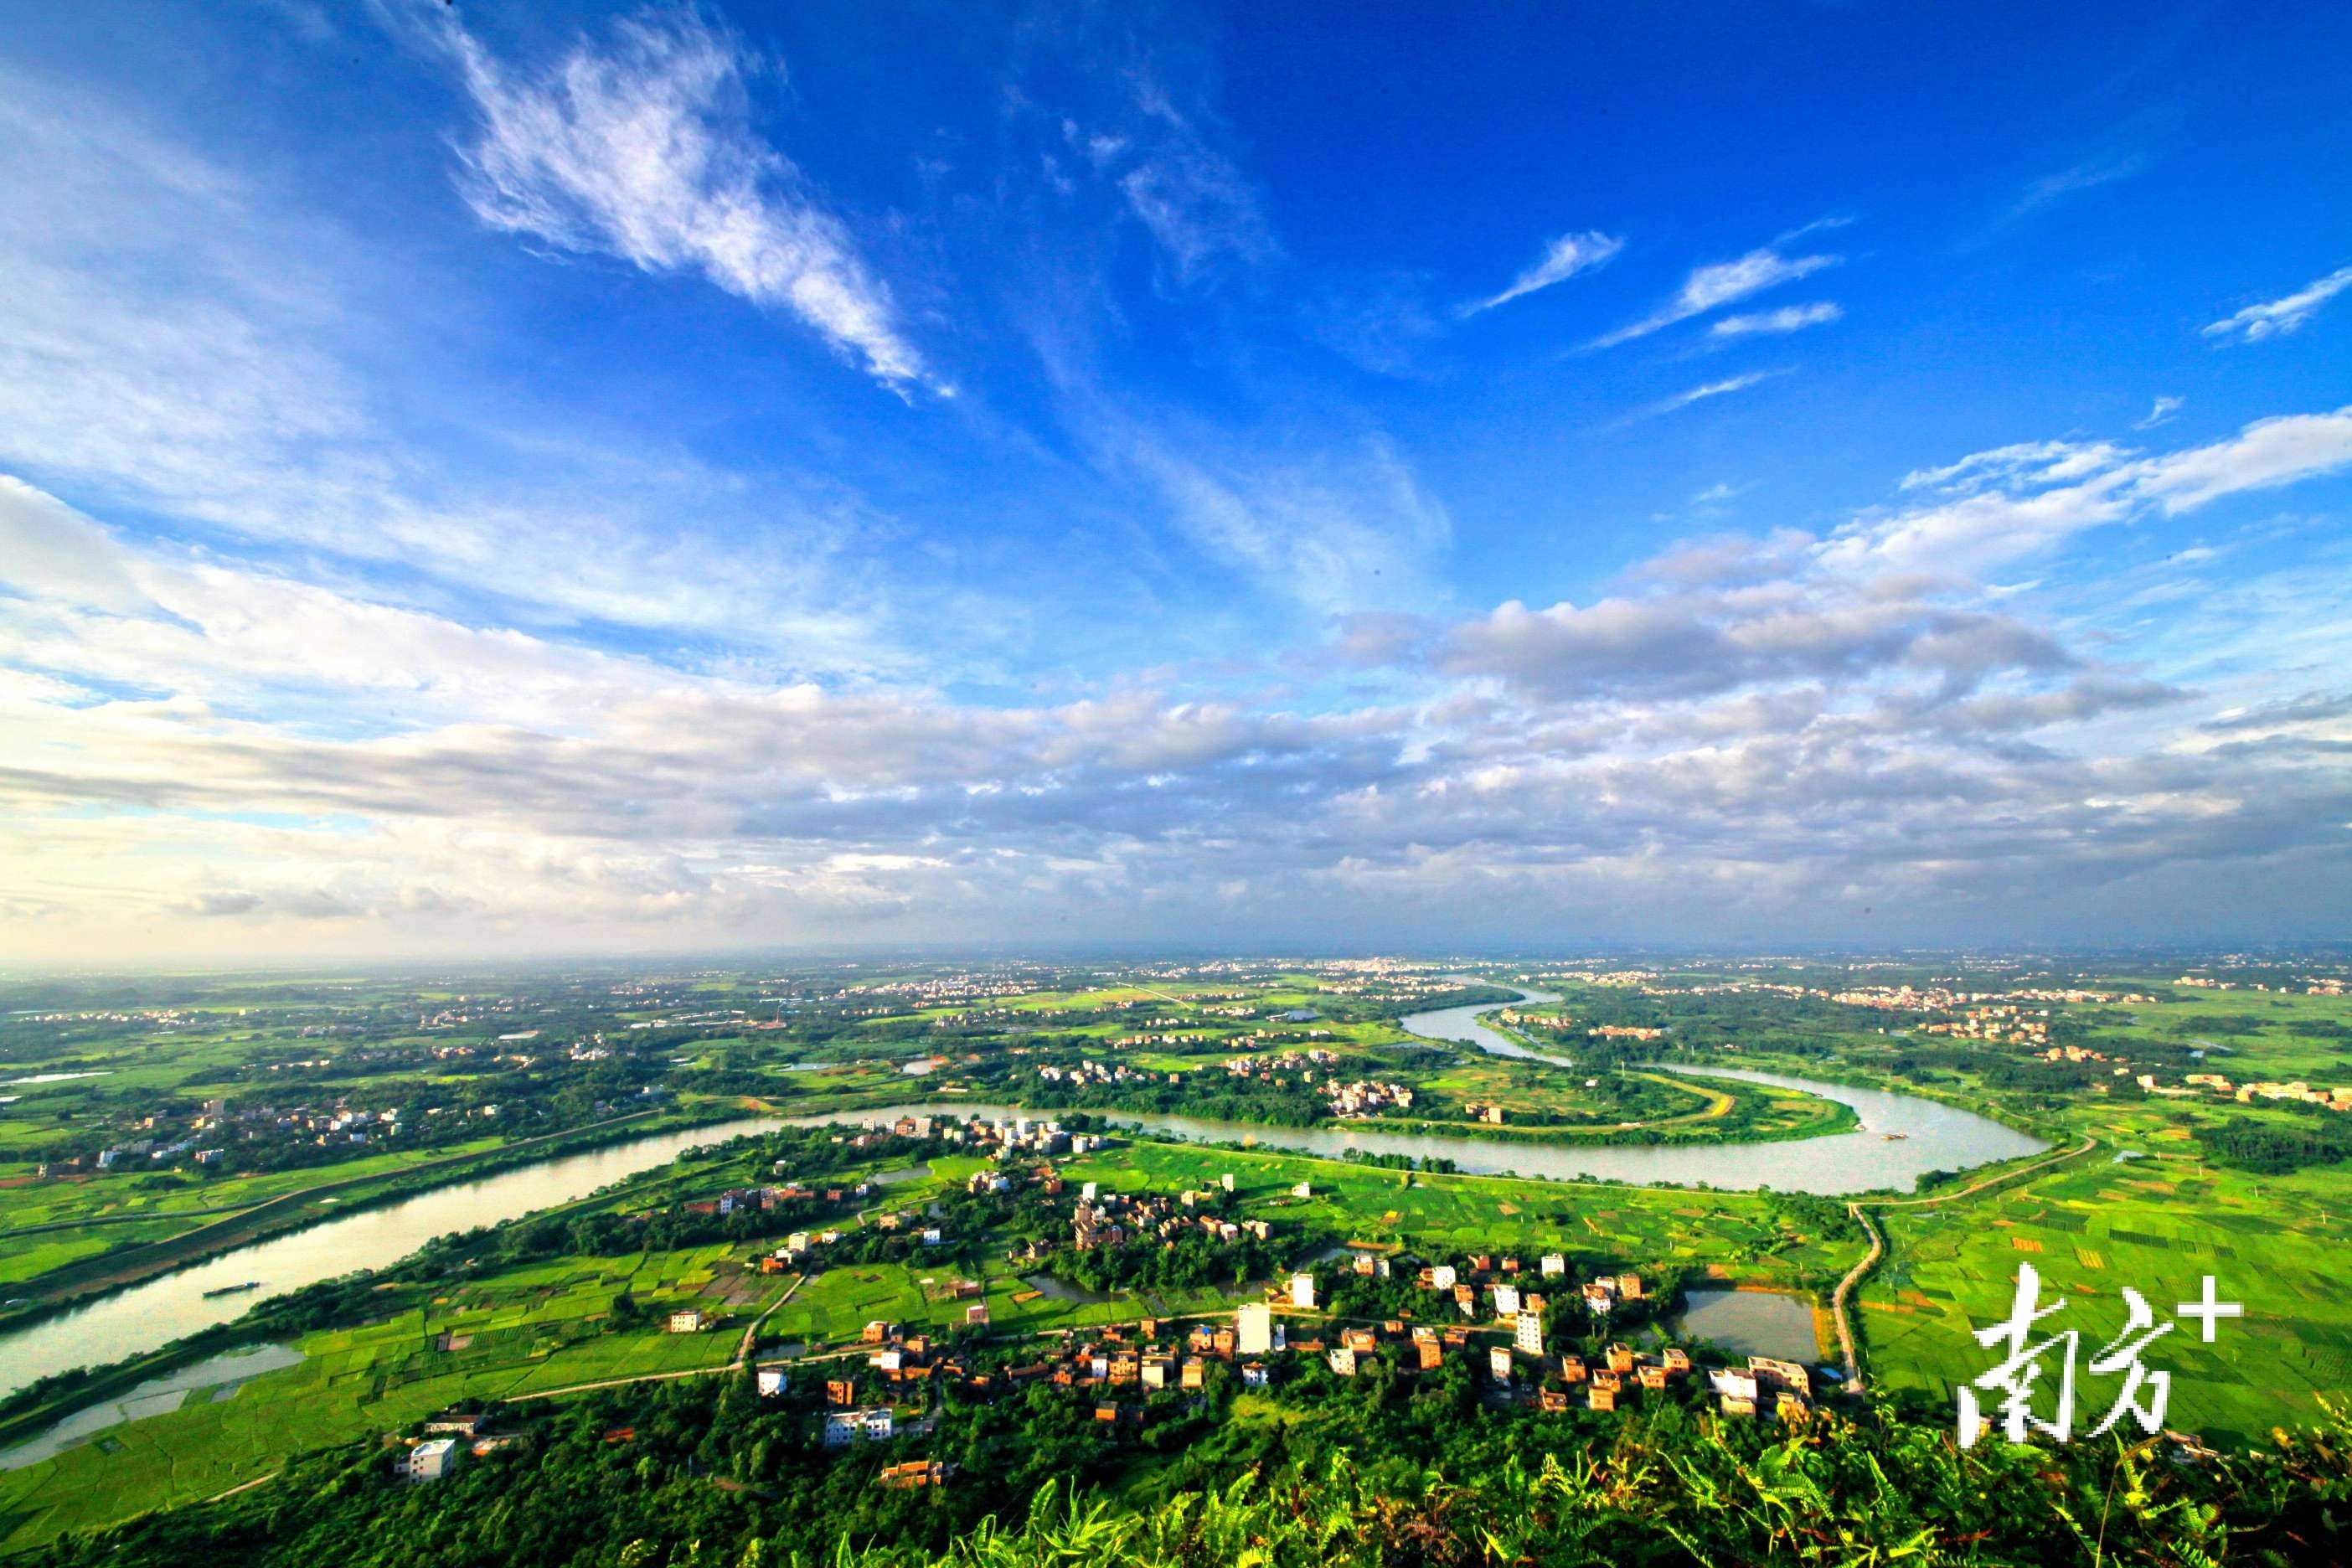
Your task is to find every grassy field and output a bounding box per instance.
[1858,1107,2352,1444]
[0,1141,512,1285]
[0,1243,781,1550]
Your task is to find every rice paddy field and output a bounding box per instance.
[1856,1113,2352,1445]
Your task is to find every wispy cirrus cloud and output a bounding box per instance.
[2203,263,2352,344]
[1128,433,1450,616]
[1109,80,1277,285]
[1708,301,1842,338]
[1638,369,1788,419]
[1592,226,1846,348]
[2002,155,2145,224]
[2135,395,2184,431]
[1459,230,1623,317]
[450,6,945,395]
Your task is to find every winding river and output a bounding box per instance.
[0,1117,787,1398]
[1399,985,1575,1065]
[0,988,2038,1396]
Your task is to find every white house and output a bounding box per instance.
[1710,1369,1760,1402]
[823,1408,897,1447]
[405,1438,462,1483]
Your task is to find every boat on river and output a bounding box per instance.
[200,1281,260,1297]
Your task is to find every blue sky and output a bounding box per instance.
[1,0,2348,961]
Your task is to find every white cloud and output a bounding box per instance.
[1831,406,2352,575]
[1459,230,1623,316]
[2134,395,2184,431]
[1708,302,1842,338]
[1132,436,1450,616]
[451,7,943,394]
[1593,231,1844,348]
[1642,369,1787,418]
[1106,80,1275,284]
[0,61,936,673]
[2003,156,2145,223]
[5,411,2349,959]
[2202,263,2352,344]
[2129,405,2352,512]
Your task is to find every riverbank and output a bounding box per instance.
[0,1108,714,1334]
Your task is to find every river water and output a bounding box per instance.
[1398,985,1573,1065]
[0,1117,787,1398]
[0,992,2038,1396]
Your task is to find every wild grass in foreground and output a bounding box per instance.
[27,1397,2352,1568]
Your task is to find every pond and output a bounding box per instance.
[1673,1287,1822,1364]
[1019,1274,1118,1304]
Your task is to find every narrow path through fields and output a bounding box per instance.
[1828,1133,2098,1392]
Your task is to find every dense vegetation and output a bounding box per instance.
[19,1364,2350,1567]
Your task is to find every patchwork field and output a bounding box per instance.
[1859,1130,2352,1444]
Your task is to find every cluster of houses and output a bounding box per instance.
[1394,1251,1644,1319]
[1220,1048,1341,1079]
[823,1112,1111,1162]
[1488,1010,1668,1044]
[1308,1262,1806,1421]
[1068,1179,1273,1251]
[993,1282,1813,1426]
[2179,1073,2352,1111]
[2178,974,2349,995]
[1510,1341,1812,1421]
[1921,1006,2051,1046]
[1035,1059,1167,1087]
[2032,1055,2352,1112]
[1215,1050,1416,1118]
[70,1096,410,1173]
[1828,983,2154,1012]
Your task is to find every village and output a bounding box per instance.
[651,1246,1814,1497]
[374,1130,1828,1495]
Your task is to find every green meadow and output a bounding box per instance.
[1858,1117,2352,1444]
[0,1244,779,1550]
